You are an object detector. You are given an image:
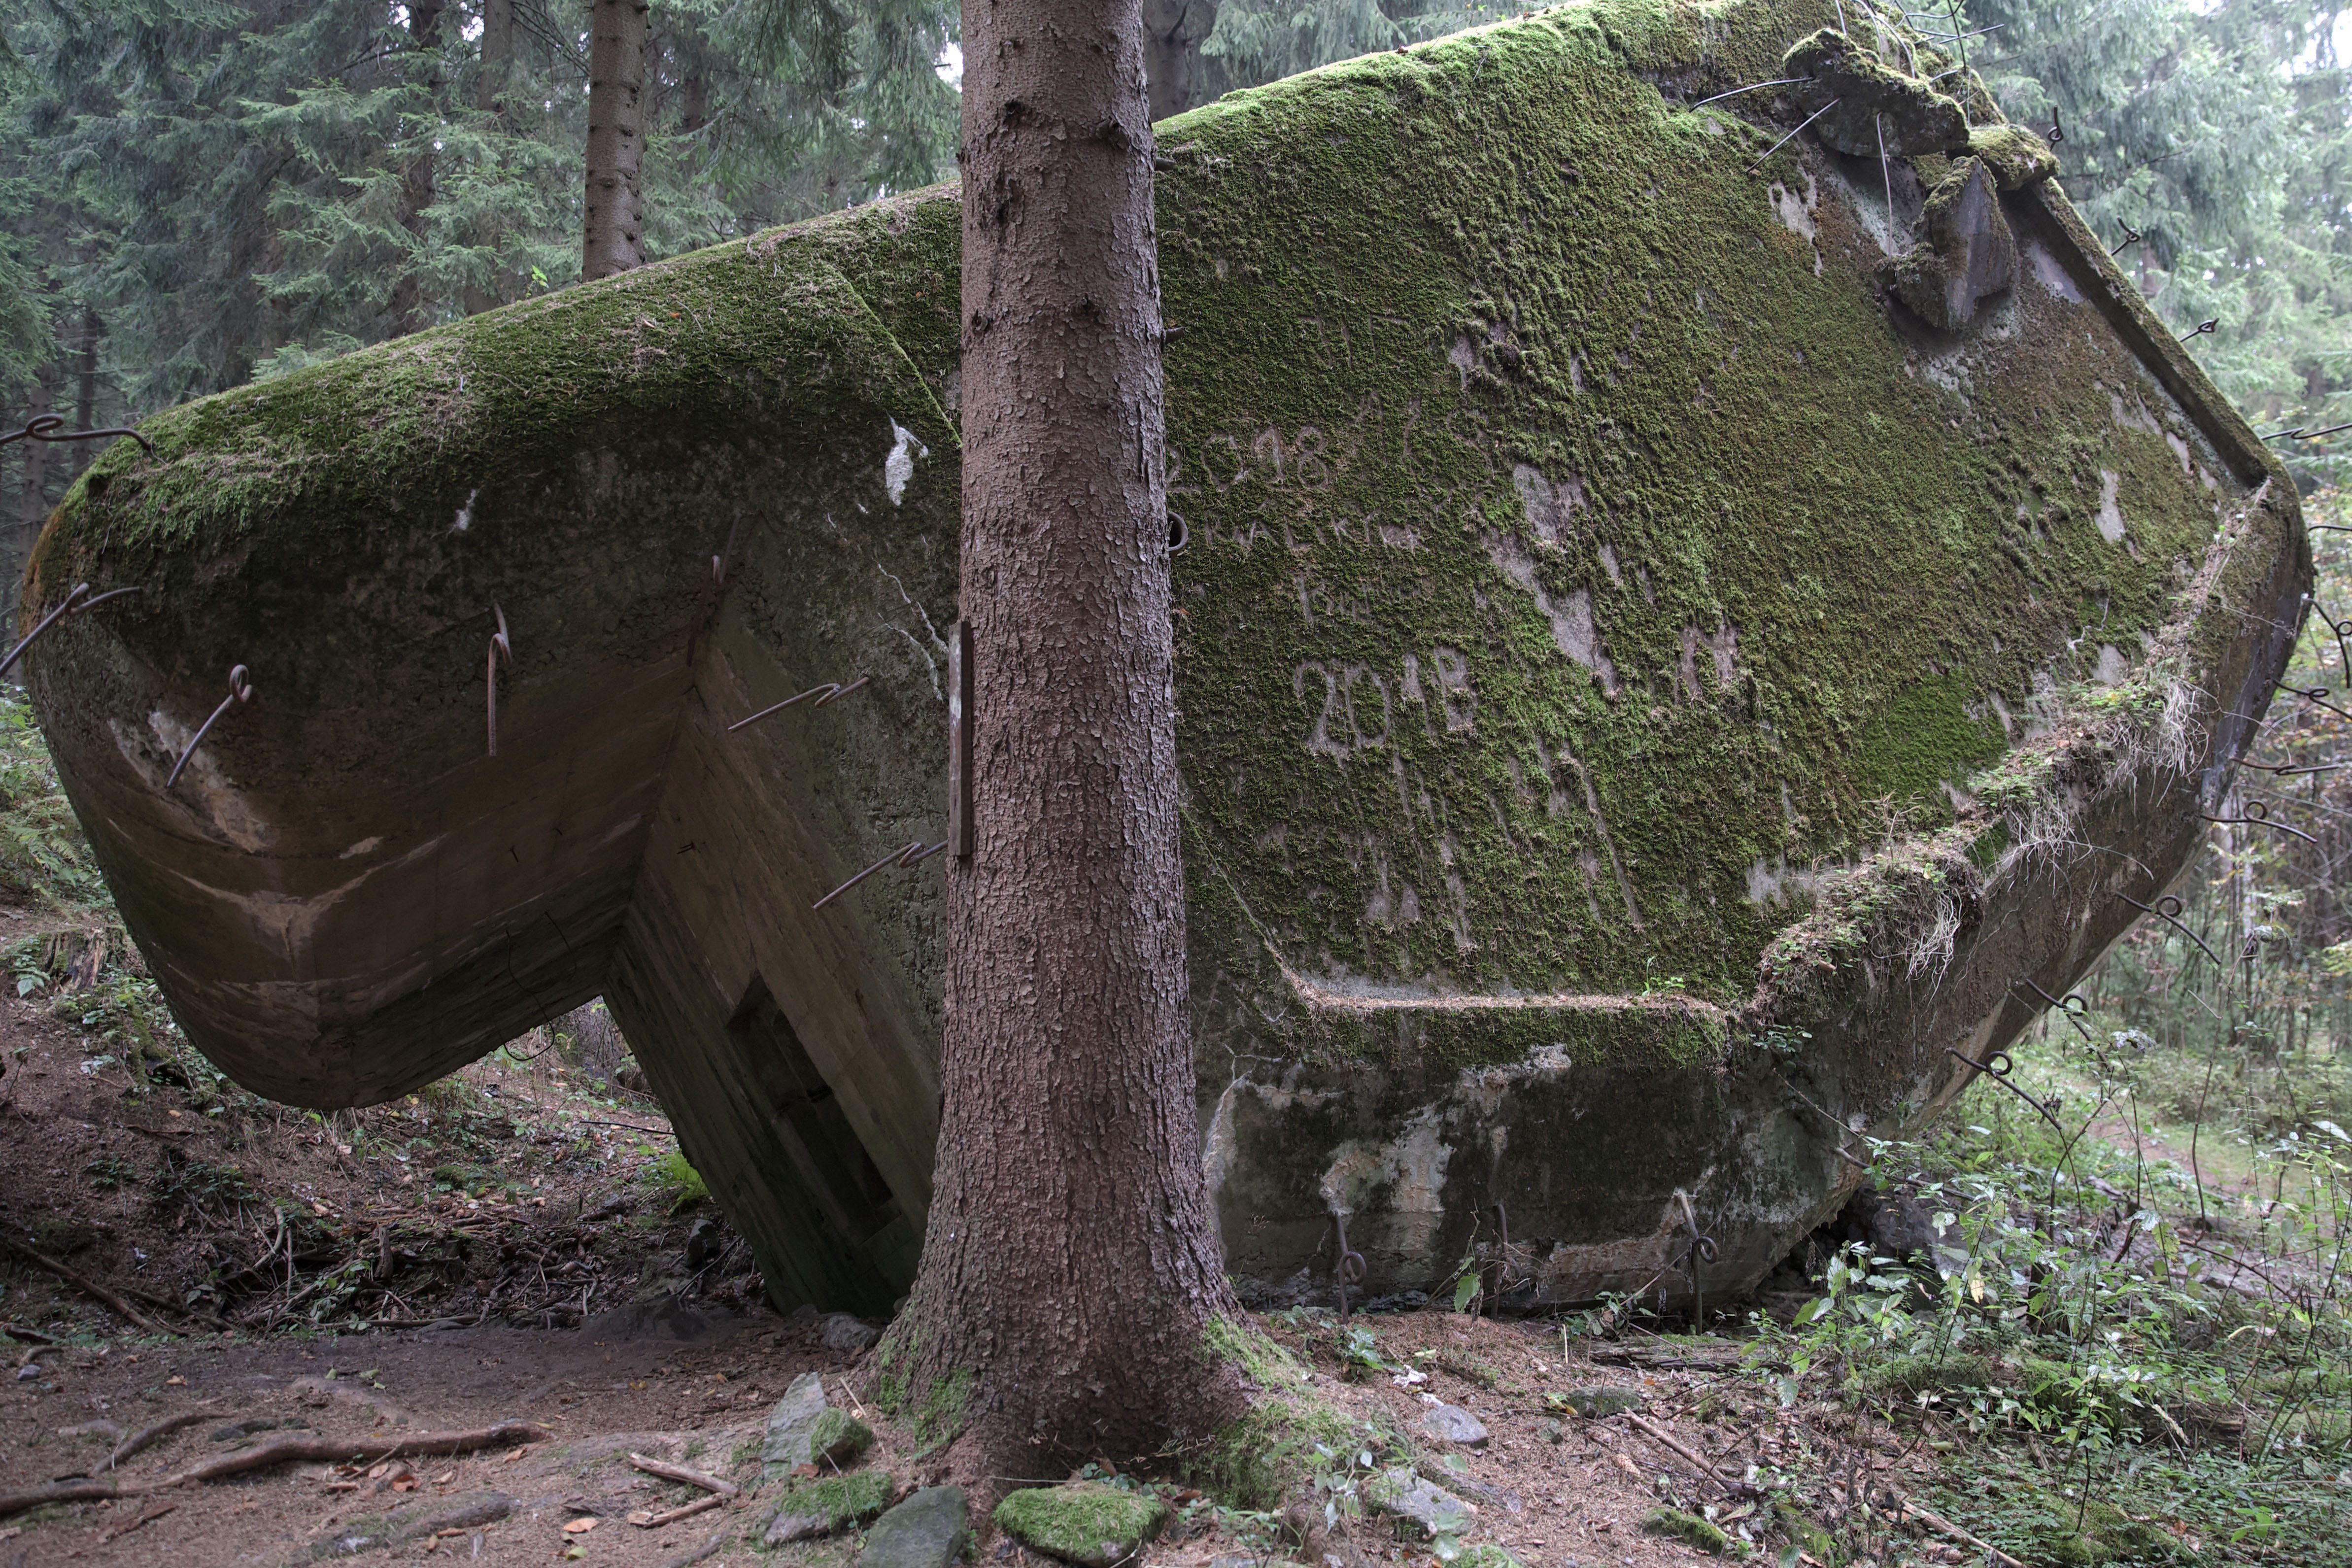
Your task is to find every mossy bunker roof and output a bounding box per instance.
[22,0,2308,1313]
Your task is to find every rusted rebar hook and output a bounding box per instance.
[166,665,253,789]
[1331,1209,1367,1322]
[0,582,146,680]
[486,606,512,757]
[0,414,156,458]
[810,838,948,911]
[1674,1190,1718,1327]
[726,675,871,734]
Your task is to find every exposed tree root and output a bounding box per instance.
[104,1408,218,1471]
[0,1420,548,1518]
[0,1240,176,1336]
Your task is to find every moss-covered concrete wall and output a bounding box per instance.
[19,0,2306,1314]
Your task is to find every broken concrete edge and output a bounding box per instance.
[1766,477,2299,1021]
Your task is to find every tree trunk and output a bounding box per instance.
[1143,0,1216,122]
[384,0,447,336]
[68,306,100,478]
[466,0,516,314]
[11,365,58,593]
[583,0,649,282]
[878,0,1244,1471]
[477,0,514,114]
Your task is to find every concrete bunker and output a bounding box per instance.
[17,0,2311,1318]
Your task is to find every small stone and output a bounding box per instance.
[861,1486,970,1568]
[762,1371,875,1476]
[820,1311,882,1352]
[1419,1403,1489,1447]
[994,1482,1171,1568]
[1365,1469,1476,1540]
[15,1365,39,1382]
[764,1471,896,1544]
[1551,1386,1647,1417]
[1535,1417,1565,1444]
[1642,1507,1729,1556]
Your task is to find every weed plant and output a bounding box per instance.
[1753,1018,2352,1565]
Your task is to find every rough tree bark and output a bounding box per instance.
[877,0,1246,1470]
[583,0,649,282]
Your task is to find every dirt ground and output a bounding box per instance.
[0,1304,1852,1568]
[0,910,1947,1568]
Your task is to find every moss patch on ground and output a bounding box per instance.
[991,1483,1170,1568]
[763,1471,895,1543]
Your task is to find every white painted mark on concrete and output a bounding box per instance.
[2096,470,2128,544]
[883,421,926,506]
[1484,534,1618,696]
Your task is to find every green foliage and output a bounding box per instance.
[644,1147,708,1210]
[1755,1080,2351,1565]
[81,1155,137,1190]
[1966,0,2352,485]
[1202,0,1500,89]
[0,691,102,908]
[0,0,959,516]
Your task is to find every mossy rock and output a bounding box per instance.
[1967,124,2059,190]
[763,1470,895,1544]
[806,1407,875,1466]
[1547,1385,1647,1417]
[1642,1507,1729,1555]
[25,0,2305,1326]
[991,1483,1170,1568]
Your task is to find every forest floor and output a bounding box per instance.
[1,927,2343,1568]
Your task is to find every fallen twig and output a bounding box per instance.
[0,1240,176,1336]
[630,1493,726,1530]
[1893,1495,2025,1568]
[1625,1413,1757,1498]
[118,1284,234,1332]
[107,1407,217,1471]
[657,1525,732,1568]
[99,1500,175,1543]
[628,1453,738,1497]
[0,1420,547,1518]
[0,1322,58,1345]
